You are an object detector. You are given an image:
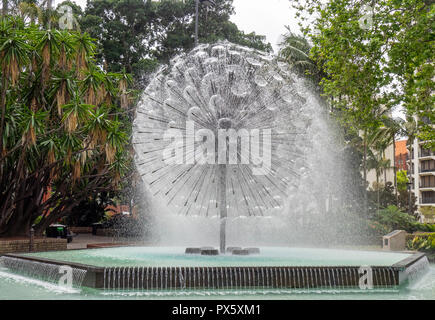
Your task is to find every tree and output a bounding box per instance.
[0,16,131,236]
[63,192,113,227]
[79,0,272,83]
[374,205,417,233]
[18,0,42,25]
[367,148,391,209]
[278,26,324,85]
[2,0,8,16]
[292,0,434,149]
[396,170,409,193]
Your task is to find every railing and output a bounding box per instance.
[421,198,435,204]
[420,149,434,158]
[420,184,435,189]
[420,168,435,173]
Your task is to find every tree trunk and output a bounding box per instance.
[383,155,387,186]
[393,135,398,205]
[363,130,368,214]
[47,0,53,29]
[2,0,7,16]
[377,171,380,210]
[0,74,9,159]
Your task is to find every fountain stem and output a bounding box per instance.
[218,164,227,254]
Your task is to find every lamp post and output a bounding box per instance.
[29,227,34,252]
[194,0,215,47]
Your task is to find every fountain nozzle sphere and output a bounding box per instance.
[218,118,233,129]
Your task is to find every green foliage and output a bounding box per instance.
[407,233,435,252]
[63,192,113,227]
[278,27,325,85]
[0,16,132,236]
[373,205,417,233]
[78,0,272,82]
[371,204,435,235]
[420,207,435,218]
[397,170,409,192]
[292,0,435,148]
[411,223,435,233]
[33,215,42,225]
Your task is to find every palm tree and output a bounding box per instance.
[380,116,405,203]
[19,0,42,25]
[74,32,96,79]
[2,0,8,16]
[0,16,131,237]
[0,18,30,154]
[367,148,392,210]
[278,27,321,82]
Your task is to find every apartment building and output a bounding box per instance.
[366,140,408,189]
[395,140,409,171]
[408,138,435,221]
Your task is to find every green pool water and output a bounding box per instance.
[20,247,411,268]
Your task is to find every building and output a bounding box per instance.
[366,140,408,190]
[366,143,395,189]
[395,140,409,171]
[408,138,435,222]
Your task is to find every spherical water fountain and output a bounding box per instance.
[133,41,313,252]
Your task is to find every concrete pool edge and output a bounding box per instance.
[0,251,428,290]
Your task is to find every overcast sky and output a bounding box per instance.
[55,0,297,52]
[231,0,299,52]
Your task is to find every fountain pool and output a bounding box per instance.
[16,247,412,267]
[0,247,430,294]
[0,247,434,300]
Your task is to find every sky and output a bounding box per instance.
[230,0,299,52]
[55,0,297,52]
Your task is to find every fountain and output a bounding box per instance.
[0,42,431,295]
[133,41,336,249]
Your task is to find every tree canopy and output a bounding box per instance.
[292,0,434,149]
[0,16,132,236]
[76,0,272,83]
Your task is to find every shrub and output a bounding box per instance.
[407,233,435,252]
[374,205,417,233]
[420,207,435,219]
[411,223,435,233]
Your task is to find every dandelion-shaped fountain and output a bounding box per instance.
[133,41,310,253]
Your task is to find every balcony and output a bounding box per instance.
[420,191,435,205]
[420,185,435,190]
[420,198,435,205]
[419,149,435,158]
[420,168,435,175]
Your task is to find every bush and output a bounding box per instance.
[407,233,435,252]
[420,207,435,219]
[411,223,435,233]
[373,205,417,233]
